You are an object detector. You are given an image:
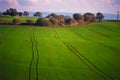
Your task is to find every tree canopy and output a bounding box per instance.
[96,12,104,22]
[23,11,29,16]
[33,12,42,18]
[84,13,96,22]
[73,13,83,22]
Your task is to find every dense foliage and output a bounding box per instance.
[96,12,104,22]
[35,18,52,26]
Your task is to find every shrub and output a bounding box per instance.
[26,19,35,25]
[35,18,52,26]
[12,18,21,24]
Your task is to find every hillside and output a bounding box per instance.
[0,22,120,80]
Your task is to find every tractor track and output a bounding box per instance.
[87,28,108,38]
[28,32,35,80]
[33,32,39,80]
[70,28,90,41]
[53,29,114,80]
[28,30,39,80]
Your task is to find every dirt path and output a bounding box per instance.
[53,29,114,80]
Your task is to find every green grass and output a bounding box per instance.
[0,16,37,23]
[0,22,120,80]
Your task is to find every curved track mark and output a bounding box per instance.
[64,42,114,80]
[53,29,114,80]
[28,32,34,80]
[28,30,39,80]
[33,33,39,80]
[87,28,108,38]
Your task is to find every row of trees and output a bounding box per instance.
[1,8,42,17]
[11,12,104,26]
[48,12,104,26]
[0,8,104,26]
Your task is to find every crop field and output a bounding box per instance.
[0,22,120,80]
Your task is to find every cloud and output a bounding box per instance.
[113,0,120,5]
[18,0,63,6]
[0,0,19,11]
[0,0,119,13]
[0,0,19,5]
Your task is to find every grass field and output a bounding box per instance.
[0,22,120,80]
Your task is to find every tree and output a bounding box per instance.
[83,13,96,22]
[50,17,58,26]
[73,13,83,22]
[96,12,104,22]
[57,15,65,26]
[24,11,29,16]
[49,13,65,26]
[50,13,58,18]
[18,12,23,16]
[6,8,18,16]
[2,12,7,15]
[33,12,42,18]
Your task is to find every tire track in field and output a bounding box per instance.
[69,28,90,41]
[28,32,35,80]
[87,28,108,38]
[100,24,119,33]
[33,31,39,80]
[28,30,39,80]
[53,29,114,80]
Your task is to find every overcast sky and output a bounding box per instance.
[0,0,120,13]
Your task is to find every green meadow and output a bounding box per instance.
[0,22,120,80]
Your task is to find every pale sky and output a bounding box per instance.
[0,0,120,13]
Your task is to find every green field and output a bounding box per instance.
[0,22,120,80]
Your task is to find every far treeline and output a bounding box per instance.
[0,8,104,26]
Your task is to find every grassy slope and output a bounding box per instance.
[0,22,120,80]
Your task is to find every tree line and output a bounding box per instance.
[0,8,42,17]
[0,8,104,26]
